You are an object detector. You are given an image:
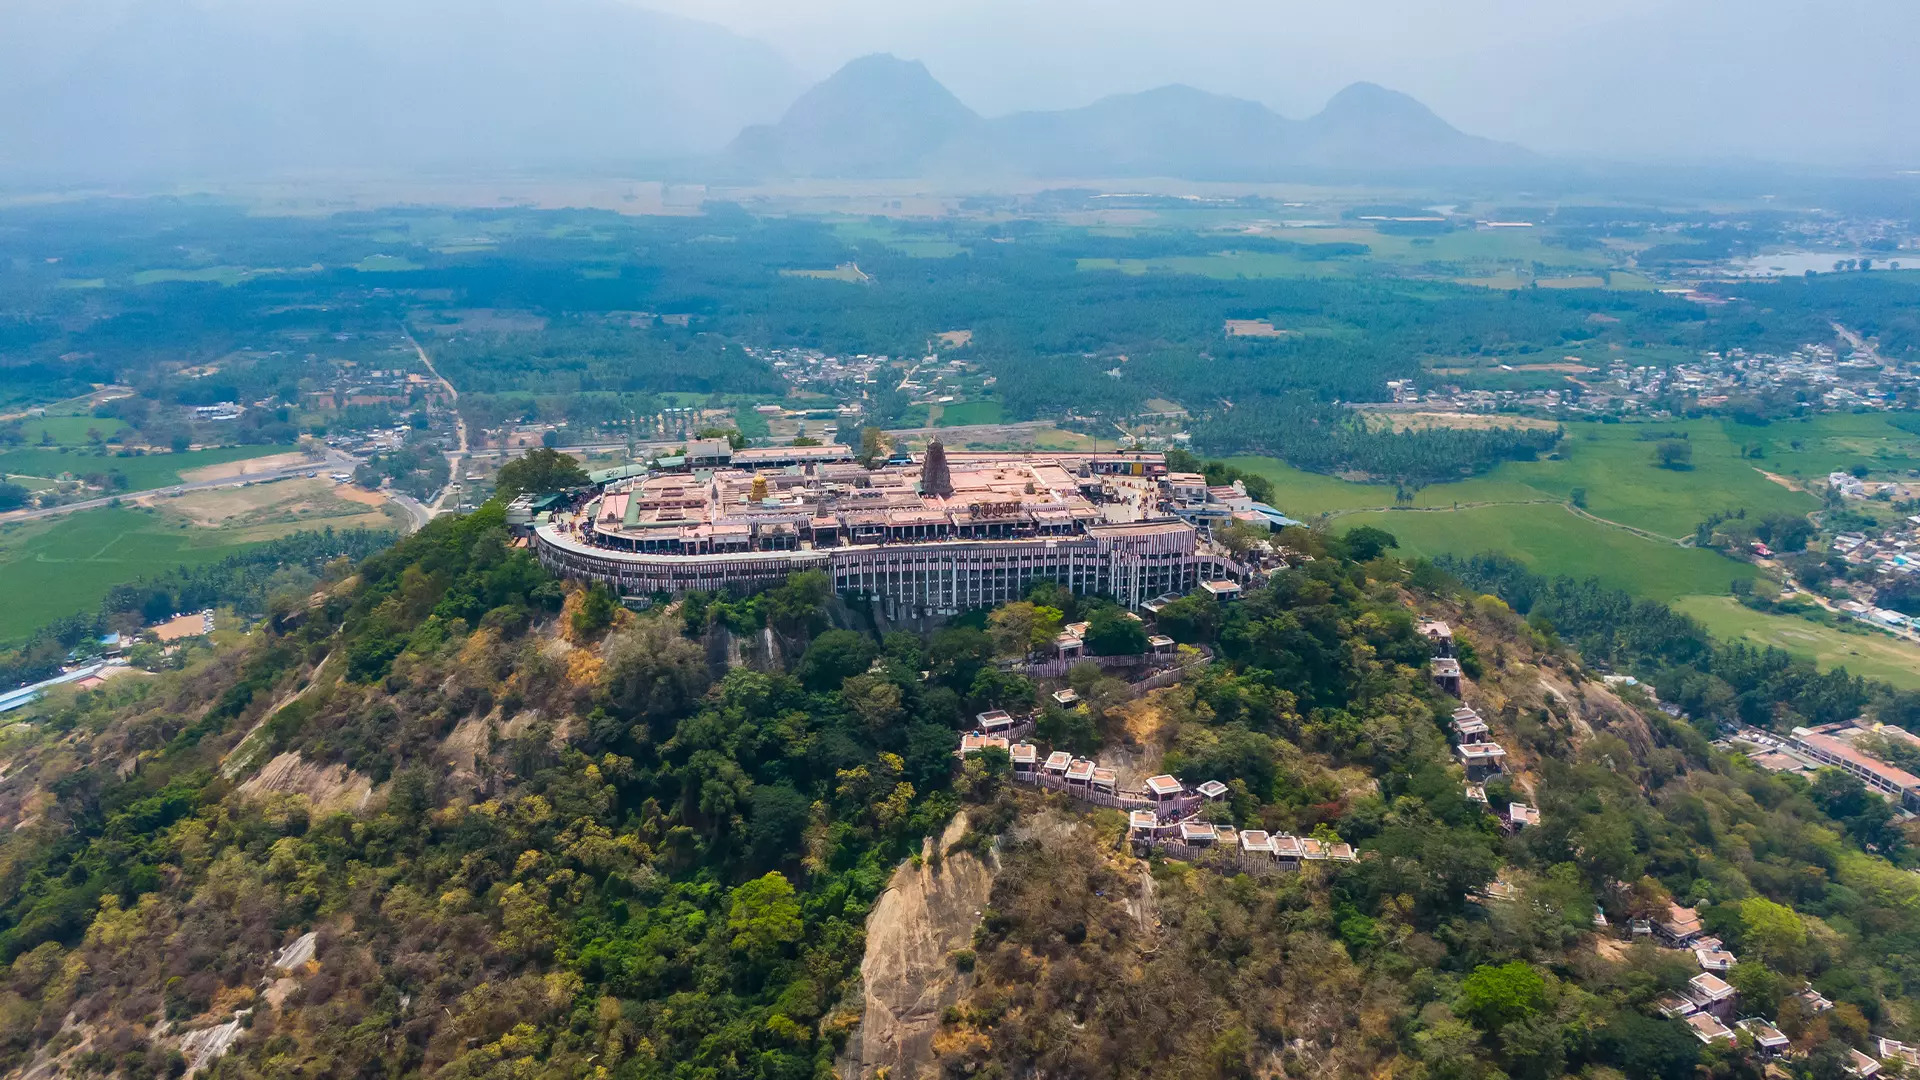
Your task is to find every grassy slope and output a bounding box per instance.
[1344,504,1759,601]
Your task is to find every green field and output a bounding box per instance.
[1721,413,1920,480]
[1673,595,1920,690]
[12,416,127,446]
[935,400,1005,427]
[732,407,772,440]
[1232,417,1848,539]
[0,506,264,641]
[1222,418,1862,598]
[1342,503,1758,602]
[1075,225,1618,283]
[779,264,871,283]
[829,220,968,258]
[0,445,283,493]
[1221,413,1920,627]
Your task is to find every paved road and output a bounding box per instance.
[0,448,363,525]
[406,330,468,517]
[388,492,434,532]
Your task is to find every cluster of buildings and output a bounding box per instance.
[322,425,416,457]
[526,445,1260,617]
[1645,900,1880,1067]
[1595,343,1911,412]
[302,365,428,415]
[955,710,1357,874]
[1735,720,1920,819]
[752,345,891,392]
[1393,338,1920,423]
[1829,516,1920,573]
[190,402,244,422]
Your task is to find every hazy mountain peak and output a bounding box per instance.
[781,53,979,129]
[1301,80,1535,169]
[1311,81,1453,133]
[724,59,1531,180]
[725,53,981,178]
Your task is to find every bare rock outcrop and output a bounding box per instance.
[841,812,998,1080]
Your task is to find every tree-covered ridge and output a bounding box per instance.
[1,510,1919,1079]
[0,506,1022,1078]
[945,549,1920,1080]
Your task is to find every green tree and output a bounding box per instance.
[602,617,710,728]
[1654,439,1693,469]
[1739,896,1806,969]
[569,583,618,640]
[1458,961,1546,1032]
[1597,1011,1700,1080]
[727,872,804,963]
[496,447,589,498]
[1728,961,1789,1019]
[796,629,877,692]
[697,426,747,450]
[1155,592,1221,644]
[1084,606,1147,655]
[1339,525,1400,562]
[988,601,1063,657]
[858,426,890,468]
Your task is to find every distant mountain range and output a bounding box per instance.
[719,54,1536,181]
[0,3,1532,184]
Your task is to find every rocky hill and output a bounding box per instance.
[0,500,1915,1080]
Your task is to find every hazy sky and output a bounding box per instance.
[641,0,1920,166]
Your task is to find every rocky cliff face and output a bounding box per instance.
[840,812,999,1080]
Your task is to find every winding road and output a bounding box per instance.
[406,329,468,518]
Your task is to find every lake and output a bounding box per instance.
[1724,251,1913,277]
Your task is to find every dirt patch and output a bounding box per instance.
[176,452,311,484]
[1757,469,1805,492]
[1590,935,1632,963]
[237,751,374,815]
[841,812,999,1080]
[157,477,397,536]
[332,484,389,507]
[1224,318,1289,338]
[936,329,973,348]
[150,612,213,642]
